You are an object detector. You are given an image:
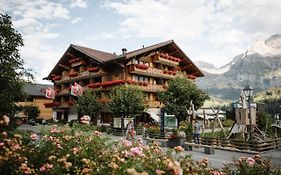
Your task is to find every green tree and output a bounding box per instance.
[76,89,102,122]
[109,85,147,118]
[158,76,209,124]
[0,14,33,119]
[22,105,40,120]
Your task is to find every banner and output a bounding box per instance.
[71,82,84,96]
[45,87,56,99]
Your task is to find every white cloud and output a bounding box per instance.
[104,0,281,66]
[0,0,72,83]
[71,17,82,24]
[70,0,88,8]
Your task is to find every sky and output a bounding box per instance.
[1,0,281,84]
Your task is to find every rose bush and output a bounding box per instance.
[0,124,280,175]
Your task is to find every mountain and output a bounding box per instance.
[196,34,281,101]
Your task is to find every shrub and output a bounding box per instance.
[222,155,281,175]
[222,119,235,127]
[22,105,40,120]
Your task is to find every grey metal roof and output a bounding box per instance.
[24,84,53,97]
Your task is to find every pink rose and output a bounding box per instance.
[247,157,255,166]
[40,166,46,172]
[30,133,38,140]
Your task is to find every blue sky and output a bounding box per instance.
[1,0,281,84]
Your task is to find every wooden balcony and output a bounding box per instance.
[44,102,61,108]
[140,84,166,92]
[128,64,177,79]
[152,53,180,67]
[69,58,86,67]
[55,70,105,84]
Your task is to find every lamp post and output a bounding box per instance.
[243,85,254,142]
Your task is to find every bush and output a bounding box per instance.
[22,105,40,120]
[1,124,280,175]
[0,124,215,174]
[222,119,235,127]
[222,155,281,175]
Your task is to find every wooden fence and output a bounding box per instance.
[201,137,281,152]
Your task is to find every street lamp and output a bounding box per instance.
[243,85,254,142]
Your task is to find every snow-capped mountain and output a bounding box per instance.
[196,34,281,100]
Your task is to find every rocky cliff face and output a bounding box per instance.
[196,34,281,100]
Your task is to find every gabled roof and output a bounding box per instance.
[24,84,53,97]
[126,40,174,59]
[45,40,204,80]
[71,44,116,63]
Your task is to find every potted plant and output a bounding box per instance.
[167,129,186,148]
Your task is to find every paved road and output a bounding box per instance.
[18,124,281,169]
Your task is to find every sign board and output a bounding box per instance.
[163,113,177,129]
[113,117,133,128]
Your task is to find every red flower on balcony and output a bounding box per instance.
[69,58,81,63]
[52,76,61,81]
[88,67,100,72]
[135,64,149,70]
[163,70,168,74]
[126,79,134,84]
[69,72,78,77]
[95,82,101,88]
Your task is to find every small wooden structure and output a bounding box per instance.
[228,91,267,140]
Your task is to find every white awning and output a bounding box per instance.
[145,112,160,123]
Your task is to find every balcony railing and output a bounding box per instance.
[55,70,104,84]
[140,84,166,92]
[44,102,61,108]
[128,64,177,79]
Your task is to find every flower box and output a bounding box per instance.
[52,76,61,81]
[88,67,100,72]
[69,72,78,77]
[135,64,149,70]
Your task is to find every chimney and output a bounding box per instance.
[122,48,127,55]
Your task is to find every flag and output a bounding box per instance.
[45,87,56,99]
[71,82,84,96]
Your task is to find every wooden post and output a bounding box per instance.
[212,107,227,138]
[202,109,206,135]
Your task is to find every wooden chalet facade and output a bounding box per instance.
[44,40,204,123]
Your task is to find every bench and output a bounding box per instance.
[183,142,215,155]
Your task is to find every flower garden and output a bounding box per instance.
[1,123,280,175]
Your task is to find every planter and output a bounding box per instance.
[167,137,185,148]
